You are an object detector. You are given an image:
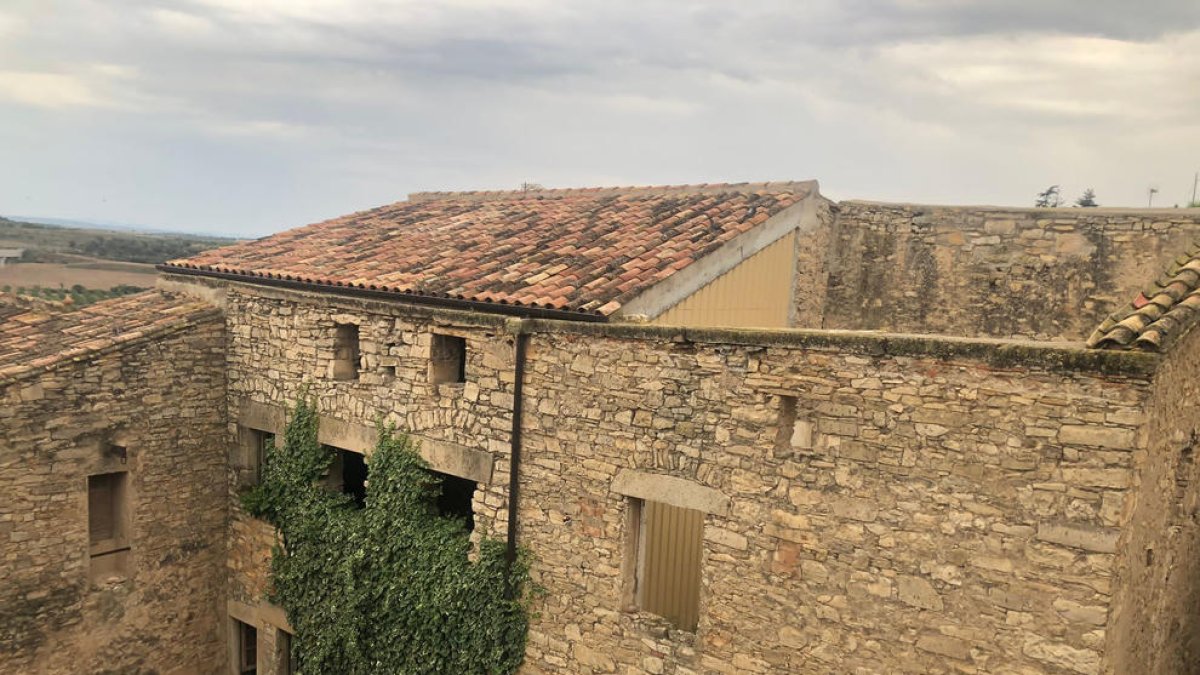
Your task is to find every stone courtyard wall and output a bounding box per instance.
[517,323,1154,674]
[204,277,1163,674]
[1109,322,1200,673]
[820,202,1200,341]
[0,310,227,673]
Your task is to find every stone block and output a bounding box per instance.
[916,634,971,660]
[1036,523,1119,553]
[1058,425,1136,450]
[897,576,943,611]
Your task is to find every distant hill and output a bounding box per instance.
[0,216,239,265]
[5,214,234,238]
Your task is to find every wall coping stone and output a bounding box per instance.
[162,274,1160,378]
[512,319,1160,378]
[840,200,1200,217]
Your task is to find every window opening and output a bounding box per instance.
[430,333,466,385]
[333,323,360,380]
[433,470,477,532]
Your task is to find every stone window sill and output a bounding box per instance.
[89,538,130,558]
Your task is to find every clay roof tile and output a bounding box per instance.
[163,181,815,319]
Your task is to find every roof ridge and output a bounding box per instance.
[407,180,817,203]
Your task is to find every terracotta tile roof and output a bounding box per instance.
[163,181,815,317]
[1088,241,1200,351]
[0,290,219,384]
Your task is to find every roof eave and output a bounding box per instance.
[155,264,610,323]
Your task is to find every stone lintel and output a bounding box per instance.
[238,400,286,435]
[611,469,730,517]
[227,598,293,633]
[319,416,494,484]
[235,400,493,484]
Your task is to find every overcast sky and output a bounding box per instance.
[2,1,1199,237]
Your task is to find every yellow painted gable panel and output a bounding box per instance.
[651,231,795,328]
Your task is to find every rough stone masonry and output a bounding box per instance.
[6,196,1200,675]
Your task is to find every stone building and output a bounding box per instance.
[5,181,1200,674]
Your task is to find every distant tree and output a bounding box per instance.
[1075,189,1099,207]
[1036,185,1062,208]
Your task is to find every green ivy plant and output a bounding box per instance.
[242,397,533,674]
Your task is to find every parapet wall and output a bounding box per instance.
[0,312,227,673]
[821,202,1200,341]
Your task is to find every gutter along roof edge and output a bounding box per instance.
[157,264,611,323]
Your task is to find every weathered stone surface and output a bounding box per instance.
[1059,425,1136,450]
[1037,523,1120,553]
[916,634,971,660]
[822,201,1200,341]
[1023,638,1101,674]
[897,576,944,611]
[216,282,1152,674]
[0,314,227,674]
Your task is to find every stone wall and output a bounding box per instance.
[0,311,227,673]
[1109,323,1200,673]
[789,197,833,328]
[220,282,520,673]
[205,276,1165,674]
[517,323,1153,674]
[821,202,1200,341]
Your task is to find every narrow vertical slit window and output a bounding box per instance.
[333,323,360,381]
[238,426,275,487]
[233,619,258,675]
[775,394,811,455]
[429,333,466,385]
[276,628,293,675]
[88,471,131,580]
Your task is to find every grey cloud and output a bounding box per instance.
[0,0,1198,236]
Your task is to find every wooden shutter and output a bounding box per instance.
[88,474,116,543]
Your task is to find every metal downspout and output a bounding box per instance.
[505,320,531,581]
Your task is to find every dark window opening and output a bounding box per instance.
[251,428,275,485]
[430,333,466,384]
[277,628,293,675]
[324,445,367,508]
[235,619,258,674]
[88,471,132,583]
[333,323,360,380]
[433,471,477,532]
[775,395,797,455]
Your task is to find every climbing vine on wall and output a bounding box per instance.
[242,398,533,674]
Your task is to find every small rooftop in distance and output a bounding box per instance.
[163,181,818,318]
[0,290,219,384]
[1088,240,1200,351]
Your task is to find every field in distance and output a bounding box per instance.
[0,216,239,307]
